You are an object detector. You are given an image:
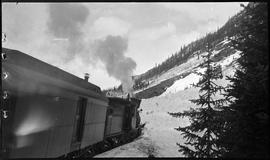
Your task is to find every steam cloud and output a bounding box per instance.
[47,3,89,61]
[94,35,136,93]
[47,4,137,90]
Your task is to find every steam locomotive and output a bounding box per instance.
[0,48,142,158]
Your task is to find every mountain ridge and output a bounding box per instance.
[132,5,246,99]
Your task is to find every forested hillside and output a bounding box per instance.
[133,7,245,91]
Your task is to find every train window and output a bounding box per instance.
[74,97,87,142]
[108,108,114,115]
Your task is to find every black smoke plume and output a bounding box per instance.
[94,35,136,93]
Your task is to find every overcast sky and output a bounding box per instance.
[2,2,247,90]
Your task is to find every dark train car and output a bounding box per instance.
[1,48,109,158]
[105,97,141,139]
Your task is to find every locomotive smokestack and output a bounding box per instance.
[84,73,89,82]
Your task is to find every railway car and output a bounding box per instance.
[0,48,142,159]
[105,97,141,141]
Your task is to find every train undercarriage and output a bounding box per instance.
[62,126,143,158]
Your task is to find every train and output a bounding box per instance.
[0,48,143,158]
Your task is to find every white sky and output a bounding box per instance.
[2,2,247,90]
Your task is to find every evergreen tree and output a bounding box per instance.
[220,3,269,158]
[169,43,226,158]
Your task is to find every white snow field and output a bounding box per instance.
[162,73,201,96]
[162,50,240,96]
[133,38,234,95]
[95,49,240,157]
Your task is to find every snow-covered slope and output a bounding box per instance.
[162,50,240,96]
[134,38,233,95]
